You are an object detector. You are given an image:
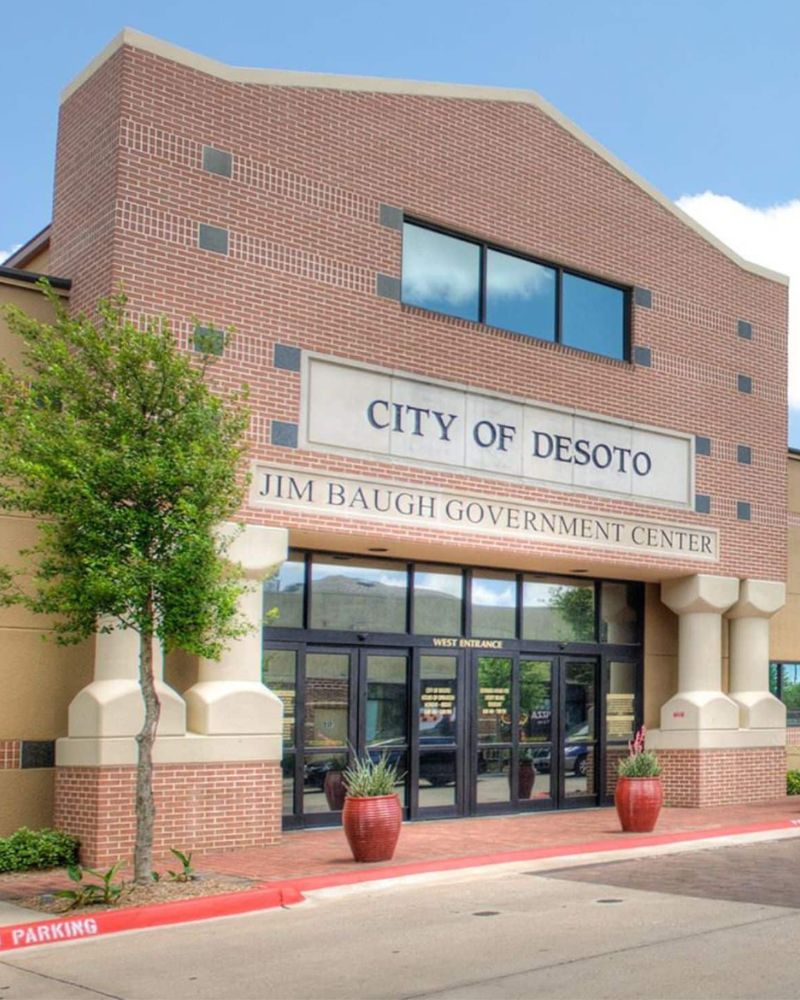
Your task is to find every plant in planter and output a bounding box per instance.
[342,752,404,863]
[323,756,348,812]
[615,726,662,833]
[511,749,536,799]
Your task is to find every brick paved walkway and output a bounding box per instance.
[543,836,800,909]
[1,798,797,903]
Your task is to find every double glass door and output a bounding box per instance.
[268,642,625,827]
[472,654,600,812]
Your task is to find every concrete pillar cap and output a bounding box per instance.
[217,522,288,578]
[661,573,739,616]
[726,579,786,620]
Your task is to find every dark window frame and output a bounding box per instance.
[771,661,800,726]
[401,218,632,362]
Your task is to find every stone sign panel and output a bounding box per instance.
[251,466,718,562]
[300,355,694,508]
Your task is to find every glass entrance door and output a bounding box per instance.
[470,653,600,812]
[412,650,465,818]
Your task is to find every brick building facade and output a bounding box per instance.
[0,29,796,861]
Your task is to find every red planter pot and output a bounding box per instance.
[324,770,346,811]
[614,776,663,832]
[342,793,402,862]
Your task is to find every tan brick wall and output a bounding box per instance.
[55,761,282,866]
[658,747,785,807]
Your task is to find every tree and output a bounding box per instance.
[0,288,251,883]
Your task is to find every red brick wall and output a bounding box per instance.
[658,747,786,807]
[48,42,787,584]
[55,761,282,866]
[0,740,20,770]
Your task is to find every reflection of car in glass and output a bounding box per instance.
[304,737,487,789]
[529,723,591,777]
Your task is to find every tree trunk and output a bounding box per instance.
[134,618,161,885]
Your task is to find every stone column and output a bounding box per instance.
[184,524,288,735]
[726,580,786,730]
[67,622,185,738]
[658,573,740,732]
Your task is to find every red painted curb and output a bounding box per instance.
[1,817,797,952]
[0,885,304,953]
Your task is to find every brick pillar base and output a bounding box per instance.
[55,760,282,866]
[657,746,785,807]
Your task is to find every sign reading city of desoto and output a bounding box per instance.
[250,354,716,562]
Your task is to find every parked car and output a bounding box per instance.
[528,723,592,777]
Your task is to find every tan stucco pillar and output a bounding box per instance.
[726,580,786,730]
[184,523,288,735]
[67,623,186,738]
[658,574,740,732]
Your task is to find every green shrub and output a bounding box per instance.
[618,750,661,778]
[343,752,404,797]
[787,771,800,795]
[0,827,79,873]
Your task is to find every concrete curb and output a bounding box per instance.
[2,817,798,952]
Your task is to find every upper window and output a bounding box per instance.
[401,221,629,362]
[770,662,800,727]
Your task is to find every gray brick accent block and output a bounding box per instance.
[633,287,652,308]
[377,273,402,300]
[737,374,753,394]
[695,436,712,457]
[193,326,225,355]
[379,204,403,230]
[695,494,711,514]
[737,320,753,340]
[633,345,652,367]
[737,501,751,521]
[737,445,752,465]
[273,344,302,371]
[271,420,298,448]
[198,223,229,254]
[202,146,233,178]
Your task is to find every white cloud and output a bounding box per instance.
[0,245,21,265]
[675,192,800,408]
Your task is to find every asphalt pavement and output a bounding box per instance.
[3,833,800,999]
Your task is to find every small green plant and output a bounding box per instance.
[343,751,404,797]
[55,861,127,910]
[787,770,800,795]
[166,848,197,882]
[0,828,79,873]
[618,726,661,778]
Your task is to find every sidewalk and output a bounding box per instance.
[2,798,798,907]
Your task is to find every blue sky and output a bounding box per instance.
[2,0,798,443]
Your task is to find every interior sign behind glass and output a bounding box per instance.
[304,356,690,506]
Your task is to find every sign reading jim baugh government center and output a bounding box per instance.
[300,355,694,508]
[251,467,719,561]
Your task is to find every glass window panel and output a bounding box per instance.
[263,648,297,746]
[420,655,458,743]
[305,652,350,747]
[564,745,596,798]
[600,582,640,644]
[476,748,510,805]
[401,223,480,322]
[418,752,457,807]
[366,654,408,746]
[263,553,304,628]
[564,660,596,797]
[607,661,637,743]
[782,664,800,727]
[528,742,554,798]
[770,662,779,697]
[471,571,516,638]
[303,752,349,814]
[520,660,553,744]
[281,752,295,815]
[485,249,556,341]
[523,578,595,642]
[561,273,625,360]
[310,556,407,633]
[413,565,463,636]
[476,656,511,744]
